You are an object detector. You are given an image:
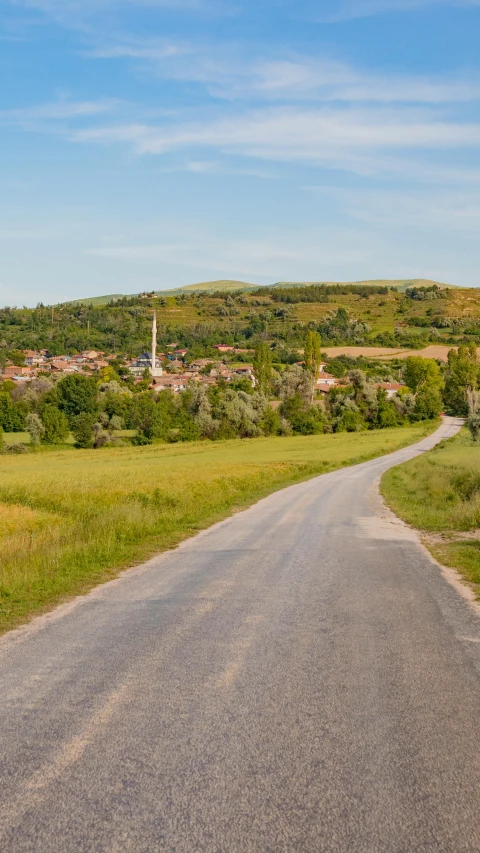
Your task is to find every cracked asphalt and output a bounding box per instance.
[2,416,480,852]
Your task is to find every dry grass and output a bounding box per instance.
[322,345,480,362]
[0,422,437,634]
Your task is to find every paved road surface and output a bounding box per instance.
[1,417,480,852]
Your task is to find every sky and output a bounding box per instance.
[1,0,480,304]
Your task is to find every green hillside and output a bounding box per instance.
[3,277,479,362]
[66,278,455,307]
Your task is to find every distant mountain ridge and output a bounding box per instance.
[64,278,456,306]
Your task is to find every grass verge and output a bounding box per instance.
[381,428,480,597]
[0,420,438,634]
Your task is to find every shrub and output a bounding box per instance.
[467,413,480,442]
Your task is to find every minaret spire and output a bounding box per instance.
[151,310,163,378]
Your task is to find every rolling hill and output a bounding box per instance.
[65,278,456,306]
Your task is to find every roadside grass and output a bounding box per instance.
[0,420,437,634]
[381,428,480,596]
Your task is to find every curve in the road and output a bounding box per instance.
[1,416,479,853]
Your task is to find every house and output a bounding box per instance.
[213,344,235,353]
[317,383,335,395]
[23,350,45,367]
[375,382,404,399]
[218,370,234,381]
[173,348,188,359]
[2,364,32,378]
[81,350,100,361]
[316,372,337,387]
[151,375,187,393]
[49,360,78,373]
[195,375,217,386]
[188,358,215,371]
[233,365,255,387]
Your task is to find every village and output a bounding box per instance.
[0,313,404,399]
[0,345,404,398]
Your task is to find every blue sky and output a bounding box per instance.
[1,0,480,304]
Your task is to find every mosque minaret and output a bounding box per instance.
[151,311,163,378]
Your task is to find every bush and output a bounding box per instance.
[280,394,325,435]
[467,413,480,442]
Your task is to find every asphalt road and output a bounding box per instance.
[2,416,480,852]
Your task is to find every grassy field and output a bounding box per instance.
[381,429,480,596]
[0,421,437,634]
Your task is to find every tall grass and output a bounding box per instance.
[0,421,436,633]
[382,429,480,594]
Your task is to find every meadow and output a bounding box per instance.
[0,421,436,634]
[382,429,480,596]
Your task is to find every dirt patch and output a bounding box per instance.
[423,530,480,544]
[323,345,480,362]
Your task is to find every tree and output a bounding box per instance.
[72,413,97,448]
[26,412,45,445]
[57,374,98,422]
[129,392,159,442]
[253,343,272,395]
[304,331,322,403]
[466,387,480,441]
[41,405,70,444]
[374,389,401,428]
[444,344,479,416]
[404,356,443,394]
[0,392,25,432]
[412,386,443,421]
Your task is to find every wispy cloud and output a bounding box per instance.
[321,0,480,22]
[0,97,118,123]
[89,40,480,104]
[308,185,480,232]
[72,107,480,177]
[8,0,234,27]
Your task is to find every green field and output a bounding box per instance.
[382,429,480,596]
[0,421,437,634]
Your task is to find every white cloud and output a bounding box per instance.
[72,107,480,177]
[0,97,118,124]
[309,185,480,232]
[89,40,480,105]
[8,0,232,27]
[322,0,480,22]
